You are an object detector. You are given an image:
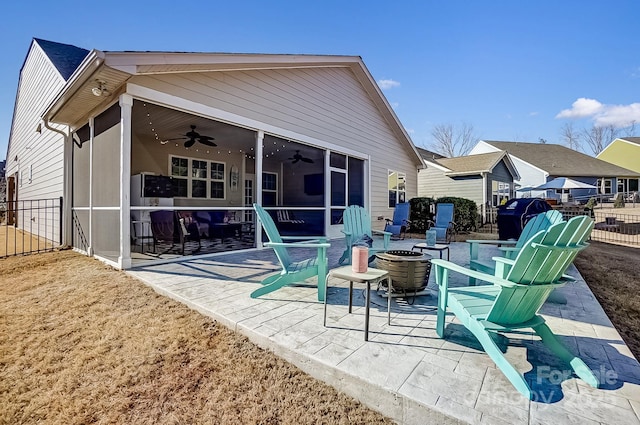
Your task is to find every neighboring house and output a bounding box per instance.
[470,140,639,202]
[597,137,640,194]
[417,147,520,219]
[6,38,423,269]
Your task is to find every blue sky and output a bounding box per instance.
[2,0,639,160]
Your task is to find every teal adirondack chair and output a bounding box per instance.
[338,205,391,265]
[252,204,330,301]
[432,216,597,399]
[468,210,564,282]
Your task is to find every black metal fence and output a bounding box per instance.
[560,208,640,246]
[0,197,62,258]
[475,205,639,246]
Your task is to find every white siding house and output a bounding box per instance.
[5,39,89,244]
[470,141,547,198]
[7,39,423,268]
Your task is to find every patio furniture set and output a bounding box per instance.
[252,202,600,400]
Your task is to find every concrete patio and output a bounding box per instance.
[127,239,640,424]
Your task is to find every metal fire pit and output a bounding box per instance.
[374,250,431,293]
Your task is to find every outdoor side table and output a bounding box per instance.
[411,243,450,260]
[323,266,390,341]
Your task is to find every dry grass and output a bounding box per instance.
[0,226,55,257]
[574,241,640,358]
[1,239,638,425]
[0,250,392,425]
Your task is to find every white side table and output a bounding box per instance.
[323,266,390,341]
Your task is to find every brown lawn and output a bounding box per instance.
[0,240,638,424]
[0,250,392,425]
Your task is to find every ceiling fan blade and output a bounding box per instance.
[184,138,196,148]
[292,158,299,164]
[301,157,314,163]
[198,139,217,147]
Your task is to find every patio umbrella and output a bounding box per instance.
[532,177,597,191]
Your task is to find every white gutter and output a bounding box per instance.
[43,49,106,123]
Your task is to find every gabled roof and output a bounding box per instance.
[432,151,520,179]
[481,140,638,177]
[416,147,446,160]
[618,137,640,146]
[34,38,89,81]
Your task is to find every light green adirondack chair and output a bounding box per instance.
[252,204,330,301]
[468,210,564,284]
[432,216,597,399]
[338,205,391,265]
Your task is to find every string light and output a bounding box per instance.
[143,103,297,158]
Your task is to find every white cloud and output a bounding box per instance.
[529,111,539,116]
[378,79,400,90]
[390,101,400,109]
[556,97,640,127]
[593,103,640,127]
[556,98,603,119]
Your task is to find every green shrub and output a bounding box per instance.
[434,196,478,232]
[408,197,435,233]
[585,197,597,210]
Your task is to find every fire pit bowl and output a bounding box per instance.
[374,250,431,293]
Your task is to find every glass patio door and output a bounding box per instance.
[327,153,364,238]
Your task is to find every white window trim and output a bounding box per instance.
[169,154,226,200]
[388,169,407,208]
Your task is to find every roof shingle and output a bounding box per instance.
[34,38,89,81]
[481,140,638,177]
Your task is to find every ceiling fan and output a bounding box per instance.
[164,125,217,147]
[288,150,314,164]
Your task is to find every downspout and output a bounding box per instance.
[43,120,71,247]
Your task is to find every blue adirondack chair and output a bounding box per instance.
[384,202,411,239]
[432,216,598,399]
[468,210,565,278]
[427,203,456,244]
[338,205,391,265]
[252,204,330,301]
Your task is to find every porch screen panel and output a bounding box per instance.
[91,106,122,260]
[91,210,120,262]
[92,108,121,208]
[72,125,90,251]
[72,124,90,208]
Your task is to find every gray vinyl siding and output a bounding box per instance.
[418,166,484,207]
[486,160,514,203]
[5,42,67,243]
[130,66,418,226]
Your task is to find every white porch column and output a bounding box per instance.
[255,131,264,247]
[324,150,331,233]
[118,94,133,269]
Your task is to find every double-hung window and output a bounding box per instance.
[388,170,406,207]
[170,155,225,199]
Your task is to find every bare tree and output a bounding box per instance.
[430,122,477,157]
[582,125,619,155]
[623,121,636,137]
[538,138,548,144]
[560,122,580,151]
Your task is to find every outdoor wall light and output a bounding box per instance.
[91,80,110,97]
